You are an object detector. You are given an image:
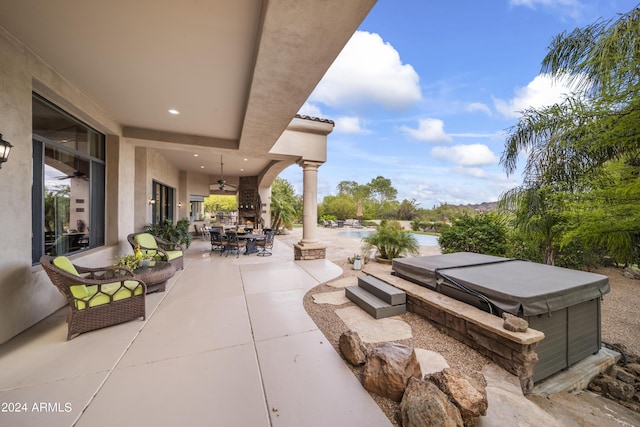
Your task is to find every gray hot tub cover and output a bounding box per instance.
[392,252,610,316]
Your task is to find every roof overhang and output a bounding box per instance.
[0,0,376,179]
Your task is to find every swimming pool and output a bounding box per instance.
[337,229,440,246]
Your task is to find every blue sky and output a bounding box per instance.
[280,0,631,209]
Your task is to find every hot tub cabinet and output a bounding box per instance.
[392,252,610,383]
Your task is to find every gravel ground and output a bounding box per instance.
[596,266,640,356]
[302,260,490,426]
[281,227,640,425]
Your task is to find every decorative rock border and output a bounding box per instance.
[369,271,545,393]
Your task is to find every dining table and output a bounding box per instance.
[236,233,266,255]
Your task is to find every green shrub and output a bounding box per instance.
[362,219,419,260]
[438,213,507,256]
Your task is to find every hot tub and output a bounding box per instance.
[392,252,610,383]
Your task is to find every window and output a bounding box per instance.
[32,94,105,264]
[189,195,205,222]
[151,181,175,225]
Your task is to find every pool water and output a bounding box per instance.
[337,229,440,246]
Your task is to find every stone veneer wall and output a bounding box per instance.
[369,271,545,393]
[294,244,326,260]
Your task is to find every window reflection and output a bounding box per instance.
[32,94,104,262]
[44,149,91,255]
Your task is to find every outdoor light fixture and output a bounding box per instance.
[177,202,182,208]
[148,198,156,205]
[0,134,13,169]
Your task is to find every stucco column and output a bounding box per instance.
[300,160,322,243]
[294,160,326,260]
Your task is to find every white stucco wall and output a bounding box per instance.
[0,29,185,343]
[0,29,128,343]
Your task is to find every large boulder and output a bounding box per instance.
[339,330,367,366]
[400,377,463,427]
[362,342,421,401]
[426,368,488,426]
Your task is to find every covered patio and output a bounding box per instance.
[0,237,392,426]
[0,0,377,346]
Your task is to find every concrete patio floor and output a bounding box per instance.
[0,236,391,427]
[3,228,640,427]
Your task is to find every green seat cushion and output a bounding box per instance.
[165,250,183,261]
[75,280,143,310]
[53,256,89,299]
[144,250,181,262]
[143,250,162,259]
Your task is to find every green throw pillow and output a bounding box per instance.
[53,256,89,299]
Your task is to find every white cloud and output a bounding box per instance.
[452,166,487,178]
[309,31,421,110]
[298,102,324,118]
[449,131,505,139]
[431,144,499,166]
[465,102,492,116]
[493,74,581,119]
[509,0,584,19]
[400,118,452,143]
[334,116,368,134]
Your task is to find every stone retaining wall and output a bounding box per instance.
[370,271,545,393]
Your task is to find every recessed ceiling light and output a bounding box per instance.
[200,165,205,169]
[240,168,244,172]
[168,109,180,115]
[243,158,248,161]
[193,154,199,157]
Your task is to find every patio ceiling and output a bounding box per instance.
[0,0,375,180]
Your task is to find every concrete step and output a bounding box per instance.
[346,286,406,319]
[358,275,406,306]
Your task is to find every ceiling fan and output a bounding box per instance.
[217,155,237,192]
[56,158,89,181]
[57,170,88,181]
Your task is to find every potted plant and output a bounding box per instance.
[114,244,152,270]
[362,220,419,263]
[143,218,193,248]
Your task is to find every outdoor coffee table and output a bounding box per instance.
[133,261,176,293]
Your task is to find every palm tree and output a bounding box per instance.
[270,177,299,232]
[362,220,419,261]
[499,186,564,265]
[500,6,640,266]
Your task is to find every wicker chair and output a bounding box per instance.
[127,232,184,270]
[40,255,146,340]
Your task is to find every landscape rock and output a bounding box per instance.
[339,330,367,366]
[611,365,636,384]
[591,375,635,401]
[362,342,421,402]
[625,363,640,376]
[502,312,529,332]
[622,267,640,279]
[426,368,488,426]
[400,377,463,427]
